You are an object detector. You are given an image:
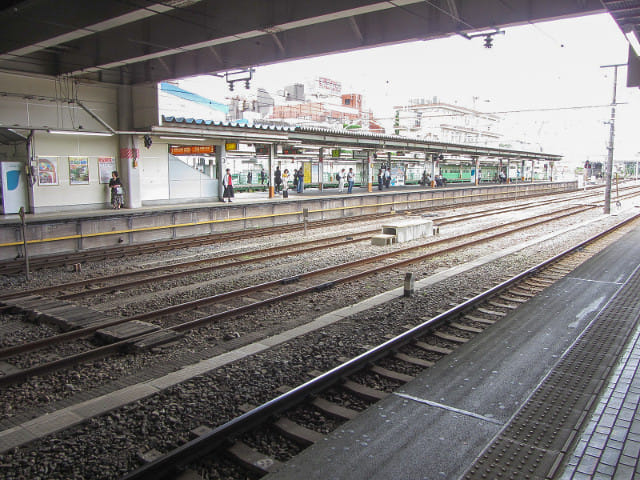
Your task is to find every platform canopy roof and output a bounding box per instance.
[157,116,562,162]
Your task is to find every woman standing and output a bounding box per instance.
[282,168,290,198]
[222,168,234,203]
[108,170,124,209]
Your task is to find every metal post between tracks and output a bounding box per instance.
[18,207,30,281]
[303,208,308,236]
[601,63,623,215]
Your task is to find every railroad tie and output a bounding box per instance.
[449,322,483,334]
[227,441,283,475]
[342,380,387,402]
[414,340,453,355]
[370,364,415,383]
[394,352,434,368]
[433,330,469,343]
[476,307,507,317]
[498,294,528,303]
[487,300,518,309]
[273,417,325,446]
[464,314,496,325]
[311,397,359,420]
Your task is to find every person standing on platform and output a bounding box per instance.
[378,169,383,191]
[260,167,266,184]
[336,169,342,192]
[296,166,304,193]
[384,167,391,188]
[222,168,234,202]
[274,166,282,193]
[347,167,355,194]
[282,169,290,198]
[247,171,252,184]
[338,168,346,193]
[109,170,124,209]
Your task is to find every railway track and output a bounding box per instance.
[0,190,604,301]
[0,203,598,386]
[120,213,640,480]
[1,184,632,276]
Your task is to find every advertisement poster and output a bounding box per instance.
[37,157,58,185]
[391,166,405,186]
[69,156,89,184]
[98,157,115,184]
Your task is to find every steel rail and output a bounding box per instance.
[0,193,577,300]
[0,203,584,361]
[0,205,592,385]
[0,184,604,275]
[121,213,640,480]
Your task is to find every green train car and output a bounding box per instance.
[440,164,500,183]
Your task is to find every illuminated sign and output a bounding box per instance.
[255,145,269,155]
[169,145,216,155]
[331,149,341,158]
[225,143,238,151]
[282,147,303,155]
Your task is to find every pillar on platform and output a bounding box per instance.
[268,144,275,198]
[318,147,324,192]
[117,85,141,208]
[215,142,228,202]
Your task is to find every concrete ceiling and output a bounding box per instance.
[601,0,640,87]
[1,0,613,86]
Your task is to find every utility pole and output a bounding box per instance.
[601,64,624,214]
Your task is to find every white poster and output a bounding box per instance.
[98,157,115,184]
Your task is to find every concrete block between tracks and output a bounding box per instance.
[0,426,37,452]
[371,233,396,246]
[22,410,83,437]
[71,384,159,418]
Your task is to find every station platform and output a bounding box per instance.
[0,182,494,224]
[264,222,640,480]
[0,181,576,262]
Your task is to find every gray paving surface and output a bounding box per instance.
[560,322,640,479]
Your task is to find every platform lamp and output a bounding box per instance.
[625,27,640,57]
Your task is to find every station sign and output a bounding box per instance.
[255,144,269,155]
[352,150,369,159]
[282,146,303,155]
[225,142,238,151]
[331,149,341,158]
[170,145,216,155]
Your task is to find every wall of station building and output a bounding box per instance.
[0,72,121,212]
[0,72,218,213]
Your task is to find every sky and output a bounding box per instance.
[179,13,639,168]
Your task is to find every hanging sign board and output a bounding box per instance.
[170,145,216,155]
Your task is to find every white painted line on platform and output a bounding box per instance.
[394,392,504,425]
[564,277,624,285]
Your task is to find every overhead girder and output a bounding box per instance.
[0,0,604,85]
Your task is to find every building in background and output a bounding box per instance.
[269,77,384,133]
[393,97,501,146]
